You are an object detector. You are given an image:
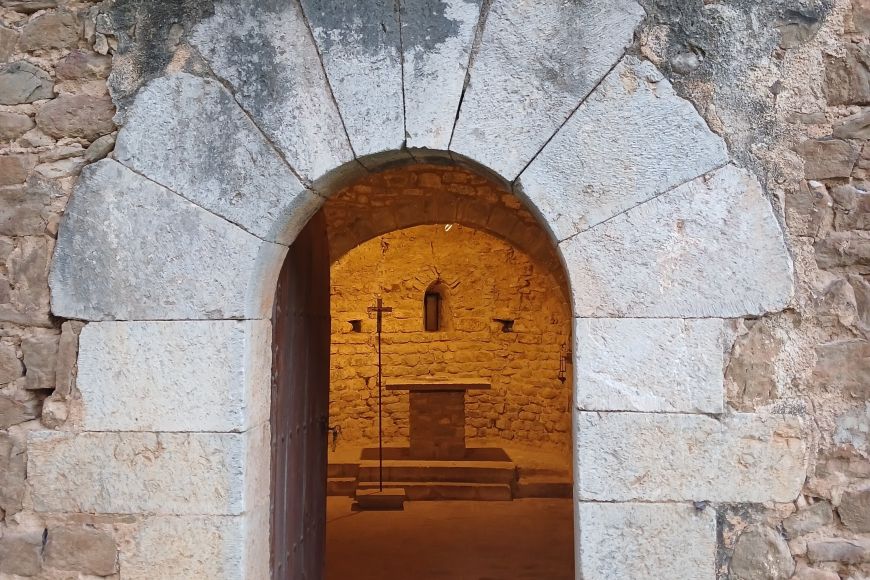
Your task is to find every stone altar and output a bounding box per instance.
[386,378,491,459]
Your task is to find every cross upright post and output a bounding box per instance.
[367,296,392,491]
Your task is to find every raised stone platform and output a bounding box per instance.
[328,445,572,501]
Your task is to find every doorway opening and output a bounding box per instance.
[272,161,574,580]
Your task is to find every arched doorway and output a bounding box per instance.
[41,0,805,576]
[271,160,575,579]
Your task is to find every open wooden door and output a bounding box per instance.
[271,210,331,580]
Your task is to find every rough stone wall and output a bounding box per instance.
[636,0,870,578]
[329,225,573,453]
[0,2,120,577]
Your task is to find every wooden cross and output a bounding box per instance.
[366,296,392,490]
[367,297,393,333]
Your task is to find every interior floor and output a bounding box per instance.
[325,497,575,580]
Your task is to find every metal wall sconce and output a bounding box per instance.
[559,343,572,383]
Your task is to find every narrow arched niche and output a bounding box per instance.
[422,280,450,332]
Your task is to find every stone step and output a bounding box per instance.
[357,460,516,484]
[514,477,573,499]
[516,465,572,479]
[354,488,405,510]
[327,477,357,497]
[328,462,359,478]
[356,481,513,501]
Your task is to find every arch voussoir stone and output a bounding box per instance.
[401,0,481,150]
[189,0,356,187]
[560,164,794,318]
[449,0,645,179]
[516,56,730,242]
[49,160,286,321]
[300,0,406,158]
[115,73,323,246]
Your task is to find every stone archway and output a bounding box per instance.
[34,1,807,578]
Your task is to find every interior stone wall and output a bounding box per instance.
[328,225,573,452]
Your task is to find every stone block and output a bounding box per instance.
[0,432,26,516]
[517,56,728,240]
[44,525,118,576]
[0,394,39,428]
[560,165,794,318]
[301,0,404,157]
[18,9,80,51]
[0,111,34,141]
[83,134,114,163]
[54,320,84,398]
[833,109,870,139]
[814,232,870,269]
[21,330,59,390]
[115,73,322,245]
[56,50,112,80]
[839,488,870,532]
[120,507,268,580]
[0,153,37,185]
[831,184,870,231]
[729,525,794,580]
[812,340,870,398]
[450,0,644,179]
[576,412,806,502]
[0,340,22,384]
[0,25,18,63]
[797,139,859,179]
[1,235,51,326]
[0,179,53,236]
[785,180,832,238]
[784,501,834,536]
[0,531,43,576]
[727,320,783,410]
[28,425,269,515]
[77,320,270,432]
[190,0,355,185]
[50,160,286,321]
[401,0,481,149]
[825,43,870,105]
[807,538,870,564]
[0,61,53,105]
[35,94,115,141]
[578,502,715,580]
[575,318,724,413]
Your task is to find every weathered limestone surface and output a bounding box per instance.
[27,425,269,515]
[517,57,729,241]
[578,502,716,580]
[576,412,806,502]
[401,0,481,150]
[574,318,724,413]
[190,0,355,186]
[121,509,268,580]
[560,165,794,317]
[77,320,270,432]
[0,60,54,104]
[729,525,795,580]
[301,0,405,157]
[49,160,286,321]
[44,525,119,576]
[450,0,645,179]
[115,73,322,246]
